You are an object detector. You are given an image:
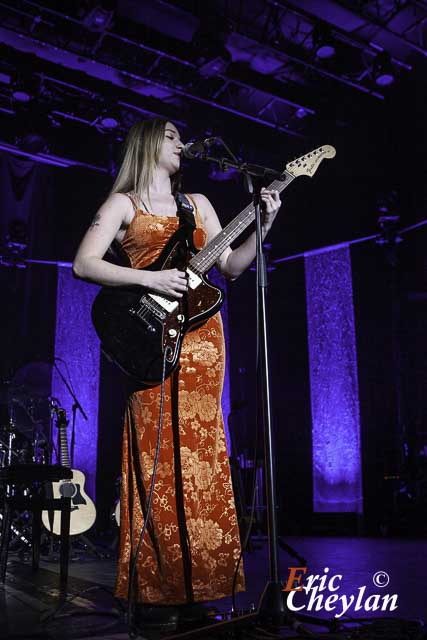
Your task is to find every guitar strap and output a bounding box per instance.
[171,192,196,599]
[174,192,196,250]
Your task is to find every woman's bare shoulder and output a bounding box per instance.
[99,192,135,225]
[188,193,215,221]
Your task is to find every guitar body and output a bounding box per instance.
[92,226,224,386]
[91,145,336,385]
[41,469,96,536]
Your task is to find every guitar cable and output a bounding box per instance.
[127,344,172,638]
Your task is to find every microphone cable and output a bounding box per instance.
[127,345,172,638]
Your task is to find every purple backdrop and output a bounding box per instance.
[51,266,100,500]
[305,244,363,513]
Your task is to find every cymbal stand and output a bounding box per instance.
[0,414,32,552]
[5,414,17,497]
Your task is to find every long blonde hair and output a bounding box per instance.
[111,118,181,204]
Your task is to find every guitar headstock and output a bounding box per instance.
[56,408,68,429]
[285,145,336,178]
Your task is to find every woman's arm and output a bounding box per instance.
[73,193,188,297]
[191,190,281,280]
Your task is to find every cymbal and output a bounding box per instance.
[11,361,53,398]
[2,362,54,437]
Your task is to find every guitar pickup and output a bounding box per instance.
[149,293,179,313]
[186,269,202,290]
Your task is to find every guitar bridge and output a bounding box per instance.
[129,295,167,333]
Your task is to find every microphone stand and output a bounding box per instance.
[166,148,338,639]
[193,149,287,619]
[53,360,87,468]
[250,172,285,623]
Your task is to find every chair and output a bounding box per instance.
[0,463,73,589]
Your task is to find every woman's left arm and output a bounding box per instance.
[191,190,281,280]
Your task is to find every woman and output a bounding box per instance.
[73,118,281,626]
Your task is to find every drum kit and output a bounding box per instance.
[0,362,64,552]
[0,362,56,473]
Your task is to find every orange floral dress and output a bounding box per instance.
[114,194,245,605]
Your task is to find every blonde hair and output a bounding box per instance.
[111,118,180,204]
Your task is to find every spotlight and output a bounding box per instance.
[100,114,120,130]
[295,107,309,119]
[97,107,121,132]
[83,5,114,32]
[11,73,39,103]
[312,25,336,60]
[373,51,395,87]
[12,81,32,103]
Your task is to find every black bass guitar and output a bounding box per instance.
[91,145,336,386]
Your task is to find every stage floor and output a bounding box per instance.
[1,536,426,639]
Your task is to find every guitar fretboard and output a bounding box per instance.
[57,411,71,468]
[189,171,295,274]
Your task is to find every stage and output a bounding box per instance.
[1,536,426,639]
[1,1,427,639]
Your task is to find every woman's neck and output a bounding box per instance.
[147,167,173,199]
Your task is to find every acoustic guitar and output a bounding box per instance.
[42,408,96,536]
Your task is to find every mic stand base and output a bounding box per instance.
[161,604,339,640]
[257,580,287,624]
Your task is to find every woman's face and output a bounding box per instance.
[157,122,183,175]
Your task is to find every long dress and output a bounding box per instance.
[114,194,245,605]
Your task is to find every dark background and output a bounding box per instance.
[0,0,426,535]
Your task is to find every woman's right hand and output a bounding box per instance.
[143,268,188,298]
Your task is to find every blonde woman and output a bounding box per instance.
[73,118,281,630]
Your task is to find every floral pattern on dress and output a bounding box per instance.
[114,198,245,605]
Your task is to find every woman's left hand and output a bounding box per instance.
[260,189,281,232]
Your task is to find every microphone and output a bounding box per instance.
[182,137,219,159]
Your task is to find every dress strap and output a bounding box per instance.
[124,191,139,212]
[124,192,149,214]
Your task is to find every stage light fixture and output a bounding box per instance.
[296,107,309,119]
[100,114,120,130]
[373,51,395,87]
[312,25,336,60]
[83,5,114,32]
[12,81,32,103]
[11,72,40,103]
[97,107,121,131]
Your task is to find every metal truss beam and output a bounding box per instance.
[0,1,312,138]
[330,0,427,57]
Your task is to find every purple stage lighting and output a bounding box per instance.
[305,245,363,513]
[52,266,100,501]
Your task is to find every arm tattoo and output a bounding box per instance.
[90,213,101,229]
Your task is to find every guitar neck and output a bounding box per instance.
[189,171,295,274]
[57,410,71,468]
